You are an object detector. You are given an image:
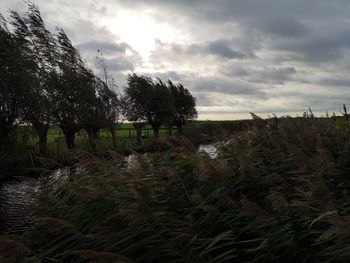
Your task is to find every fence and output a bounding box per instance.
[98,127,178,139]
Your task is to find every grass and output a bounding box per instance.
[17,120,251,145]
[14,115,350,262]
[18,123,174,144]
[14,120,250,157]
[0,120,246,182]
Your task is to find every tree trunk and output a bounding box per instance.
[152,125,161,138]
[0,125,10,147]
[86,127,99,153]
[176,124,183,135]
[37,126,49,156]
[167,125,173,136]
[63,130,76,149]
[110,129,117,150]
[136,128,142,144]
[133,123,145,144]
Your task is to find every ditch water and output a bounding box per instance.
[198,144,219,159]
[0,168,69,237]
[0,144,218,238]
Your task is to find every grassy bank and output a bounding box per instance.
[0,120,247,183]
[8,116,349,262]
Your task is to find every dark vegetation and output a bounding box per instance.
[5,115,349,262]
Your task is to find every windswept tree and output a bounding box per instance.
[99,81,120,150]
[95,53,120,150]
[124,74,175,138]
[168,80,197,133]
[10,4,57,155]
[81,76,120,152]
[48,29,96,149]
[122,74,151,143]
[151,78,175,137]
[121,93,146,144]
[80,78,104,153]
[0,15,31,146]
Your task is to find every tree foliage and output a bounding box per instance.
[0,14,32,146]
[123,73,196,139]
[168,80,197,132]
[0,4,196,153]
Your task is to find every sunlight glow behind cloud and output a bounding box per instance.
[1,0,350,120]
[101,12,177,62]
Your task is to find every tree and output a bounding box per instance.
[121,94,146,144]
[95,53,120,150]
[48,29,96,149]
[0,14,31,147]
[124,74,175,138]
[10,4,57,155]
[168,80,197,134]
[122,74,149,143]
[80,78,104,153]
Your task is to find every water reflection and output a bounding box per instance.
[0,168,69,236]
[198,144,219,159]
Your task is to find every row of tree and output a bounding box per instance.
[0,3,197,155]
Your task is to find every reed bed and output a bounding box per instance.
[29,117,350,262]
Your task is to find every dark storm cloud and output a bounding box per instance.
[254,17,309,39]
[114,0,350,114]
[120,0,350,63]
[2,0,350,117]
[195,93,220,106]
[271,26,350,63]
[223,66,297,85]
[151,39,252,64]
[188,76,267,98]
[318,77,350,88]
[118,0,349,24]
[207,40,247,59]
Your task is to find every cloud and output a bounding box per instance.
[271,27,350,63]
[187,75,267,98]
[79,41,129,54]
[222,66,297,85]
[254,17,309,39]
[2,0,350,118]
[317,77,350,87]
[207,40,247,59]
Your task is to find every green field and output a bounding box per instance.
[16,123,178,152]
[17,120,248,150]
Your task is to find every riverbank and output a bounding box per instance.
[0,120,245,184]
[2,117,350,262]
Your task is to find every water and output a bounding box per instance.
[198,144,219,159]
[0,168,69,237]
[0,147,219,237]
[125,153,137,169]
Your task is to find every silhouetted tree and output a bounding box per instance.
[95,53,120,150]
[125,74,175,138]
[48,29,96,149]
[81,79,104,153]
[10,5,57,155]
[151,79,175,137]
[0,15,31,146]
[168,80,197,134]
[121,95,146,144]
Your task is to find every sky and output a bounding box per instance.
[1,0,350,120]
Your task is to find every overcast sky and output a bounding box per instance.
[1,0,350,119]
